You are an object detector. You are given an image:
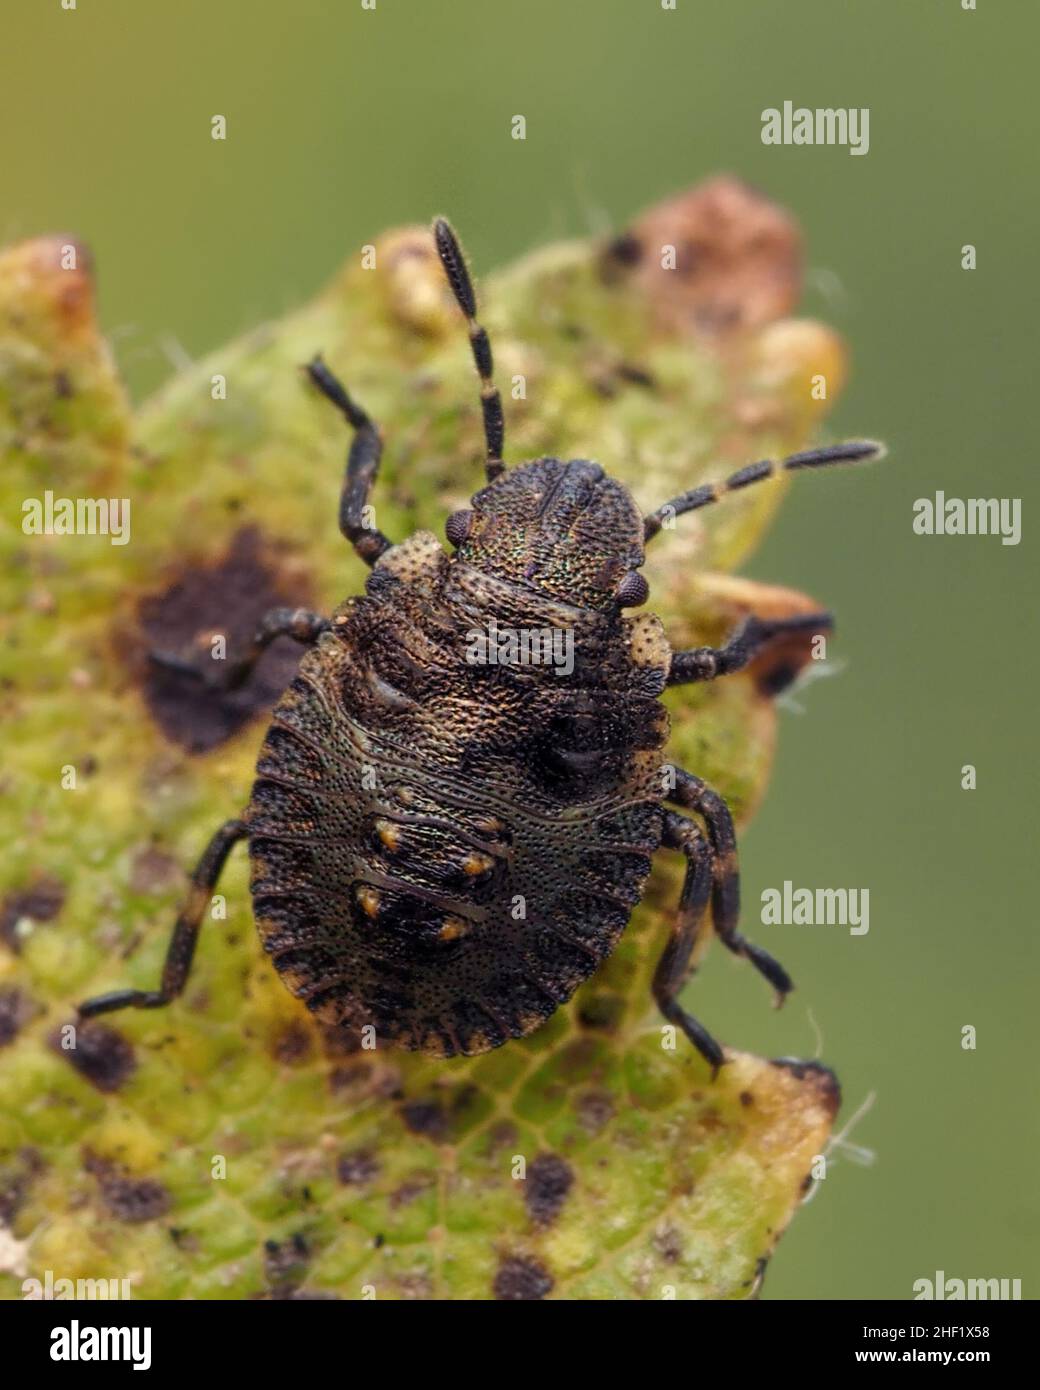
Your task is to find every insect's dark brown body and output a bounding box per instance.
[78,217,881,1075]
[249,489,670,1057]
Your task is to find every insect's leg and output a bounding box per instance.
[668,611,832,686]
[667,767,793,1003]
[305,356,393,564]
[432,218,506,482]
[149,606,330,692]
[77,819,248,1019]
[653,809,726,1076]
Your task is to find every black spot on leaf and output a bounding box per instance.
[53,1020,136,1093]
[493,1254,554,1301]
[336,1149,379,1186]
[136,527,312,754]
[263,1233,310,1293]
[84,1152,170,1224]
[0,986,39,1047]
[1,877,65,953]
[400,1098,447,1141]
[524,1153,574,1227]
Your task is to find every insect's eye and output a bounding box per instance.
[616,571,649,607]
[445,509,474,547]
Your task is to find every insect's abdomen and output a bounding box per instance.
[247,620,667,1058]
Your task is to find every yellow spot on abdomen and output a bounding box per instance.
[356,886,382,919]
[438,916,469,942]
[375,817,402,852]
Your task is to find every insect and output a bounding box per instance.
[78,219,881,1073]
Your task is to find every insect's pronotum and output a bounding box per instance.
[79,219,882,1074]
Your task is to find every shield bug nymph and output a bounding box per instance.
[79,218,882,1073]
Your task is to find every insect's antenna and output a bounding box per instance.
[433,217,506,483]
[643,440,886,541]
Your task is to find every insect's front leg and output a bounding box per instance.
[667,766,793,1004]
[77,817,248,1019]
[668,611,832,687]
[305,356,394,564]
[149,606,330,692]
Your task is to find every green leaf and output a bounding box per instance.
[1,179,850,1300]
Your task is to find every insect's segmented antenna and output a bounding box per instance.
[643,440,886,541]
[433,217,506,482]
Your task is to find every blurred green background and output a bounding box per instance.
[4,0,1036,1300]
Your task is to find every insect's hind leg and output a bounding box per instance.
[668,767,794,1003]
[77,818,248,1019]
[305,356,393,564]
[653,810,726,1076]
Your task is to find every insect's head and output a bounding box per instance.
[445,456,649,612]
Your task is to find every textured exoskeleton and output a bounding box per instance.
[79,219,881,1074]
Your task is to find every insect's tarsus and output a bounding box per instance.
[433,217,506,483]
[643,439,885,540]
